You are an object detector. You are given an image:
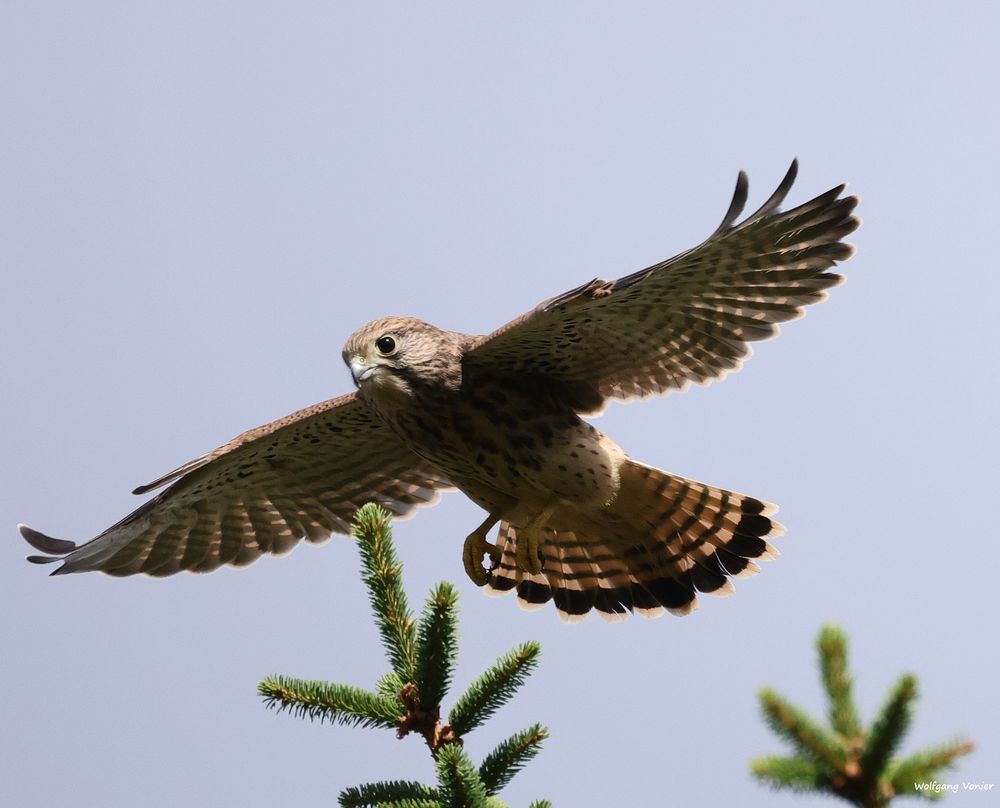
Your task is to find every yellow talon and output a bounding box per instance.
[515,503,558,576]
[515,525,543,575]
[462,514,500,586]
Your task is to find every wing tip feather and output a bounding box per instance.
[19,523,78,555]
[26,554,60,565]
[712,168,750,236]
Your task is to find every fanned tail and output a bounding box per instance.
[484,460,784,622]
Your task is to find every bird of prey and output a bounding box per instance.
[21,160,858,622]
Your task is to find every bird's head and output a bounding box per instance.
[342,316,466,399]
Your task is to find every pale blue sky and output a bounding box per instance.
[2,3,997,806]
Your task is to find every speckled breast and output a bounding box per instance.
[372,378,625,511]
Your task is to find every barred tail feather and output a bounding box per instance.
[484,460,784,622]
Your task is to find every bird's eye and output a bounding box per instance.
[375,335,398,356]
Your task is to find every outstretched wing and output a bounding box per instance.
[21,393,452,576]
[464,160,859,410]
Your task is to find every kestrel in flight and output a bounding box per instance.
[21,160,859,622]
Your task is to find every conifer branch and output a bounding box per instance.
[259,675,403,729]
[758,688,845,772]
[414,582,460,714]
[363,802,442,808]
[750,755,830,793]
[752,625,974,807]
[354,502,417,682]
[262,506,549,806]
[479,724,549,795]
[377,670,406,697]
[396,682,459,757]
[527,802,553,808]
[436,744,490,808]
[819,625,861,740]
[860,675,916,780]
[448,642,541,736]
[885,738,976,799]
[338,779,441,807]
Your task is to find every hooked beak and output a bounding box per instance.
[349,358,377,386]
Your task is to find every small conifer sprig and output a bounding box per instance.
[258,503,550,808]
[751,624,974,807]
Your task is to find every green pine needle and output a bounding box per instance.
[758,688,845,771]
[886,737,975,799]
[753,626,976,807]
[479,724,549,795]
[259,675,403,729]
[436,744,490,808]
[860,674,917,777]
[415,582,461,712]
[527,802,553,808]
[264,506,550,806]
[818,624,861,739]
[338,780,441,807]
[449,642,541,736]
[750,755,830,793]
[354,503,417,682]
[359,801,443,808]
[377,670,406,698]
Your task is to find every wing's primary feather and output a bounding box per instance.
[464,160,859,409]
[21,393,453,576]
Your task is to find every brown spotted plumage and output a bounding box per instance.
[21,160,858,622]
[21,395,453,576]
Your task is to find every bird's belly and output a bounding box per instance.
[390,400,626,516]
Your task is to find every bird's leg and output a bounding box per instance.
[516,503,558,576]
[462,512,501,587]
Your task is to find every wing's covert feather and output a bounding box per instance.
[464,160,858,409]
[22,393,453,575]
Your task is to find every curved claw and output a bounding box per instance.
[462,514,500,587]
[515,525,543,575]
[514,503,558,575]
